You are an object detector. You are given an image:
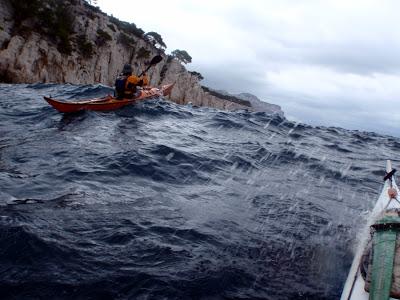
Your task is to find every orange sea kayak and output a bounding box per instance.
[44,83,174,113]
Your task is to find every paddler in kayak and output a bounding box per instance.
[115,64,149,100]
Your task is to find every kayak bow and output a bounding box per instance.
[44,83,174,113]
[341,160,400,300]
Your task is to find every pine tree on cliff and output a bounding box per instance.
[171,49,192,64]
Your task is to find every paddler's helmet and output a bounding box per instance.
[122,64,133,75]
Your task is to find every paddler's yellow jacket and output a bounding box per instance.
[124,74,149,98]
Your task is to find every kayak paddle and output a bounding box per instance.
[139,55,163,77]
[384,169,396,181]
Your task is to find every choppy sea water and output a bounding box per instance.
[1,83,400,299]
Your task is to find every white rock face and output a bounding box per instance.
[0,0,283,114]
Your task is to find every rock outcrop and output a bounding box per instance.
[212,88,284,115]
[236,93,284,116]
[0,0,283,114]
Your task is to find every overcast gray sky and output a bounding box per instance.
[97,0,400,136]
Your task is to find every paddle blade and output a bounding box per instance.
[139,55,163,77]
[384,169,396,181]
[149,55,162,65]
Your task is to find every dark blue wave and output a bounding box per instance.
[1,83,399,299]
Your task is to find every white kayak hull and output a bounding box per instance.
[341,160,400,300]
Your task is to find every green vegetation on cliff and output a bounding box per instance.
[7,0,194,64]
[136,47,151,59]
[10,0,74,54]
[189,71,204,81]
[144,32,167,49]
[171,49,192,64]
[76,34,94,58]
[96,29,112,46]
[10,0,42,25]
[109,16,144,39]
[117,32,136,48]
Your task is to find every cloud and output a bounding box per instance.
[263,67,400,134]
[223,1,400,75]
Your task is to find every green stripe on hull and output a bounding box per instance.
[370,229,397,300]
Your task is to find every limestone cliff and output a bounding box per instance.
[0,0,283,114]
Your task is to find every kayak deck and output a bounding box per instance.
[341,160,400,300]
[44,83,174,113]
